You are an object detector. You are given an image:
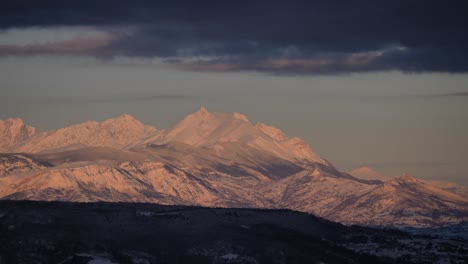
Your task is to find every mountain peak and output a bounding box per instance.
[400,173,419,182]
[195,107,211,118]
[97,114,157,133]
[116,114,137,121]
[102,114,141,125]
[0,118,29,129]
[0,118,36,151]
[179,107,214,123]
[2,117,22,123]
[385,174,421,188]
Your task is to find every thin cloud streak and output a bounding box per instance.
[0,36,112,56]
[41,94,197,104]
[172,49,389,75]
[431,92,468,97]
[0,26,132,56]
[362,161,451,169]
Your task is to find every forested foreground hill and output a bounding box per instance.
[0,201,466,264]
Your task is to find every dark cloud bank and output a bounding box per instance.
[1,0,468,74]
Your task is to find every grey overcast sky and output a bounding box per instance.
[1,1,468,184]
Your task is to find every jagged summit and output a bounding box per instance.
[110,114,138,122]
[1,117,24,123]
[11,114,157,153]
[185,107,249,122]
[190,107,213,120]
[3,108,326,164]
[101,114,153,130]
[197,106,210,116]
[141,108,325,164]
[0,118,36,152]
[385,174,421,187]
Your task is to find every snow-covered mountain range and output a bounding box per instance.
[0,108,467,227]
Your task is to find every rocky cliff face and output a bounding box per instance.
[0,108,467,227]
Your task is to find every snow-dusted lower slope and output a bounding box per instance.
[0,108,467,227]
[350,166,468,198]
[0,153,51,177]
[1,146,466,227]
[329,175,467,226]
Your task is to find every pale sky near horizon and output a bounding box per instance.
[2,56,468,184]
